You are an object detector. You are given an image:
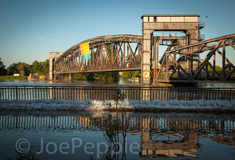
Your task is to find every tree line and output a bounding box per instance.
[0,57,121,82]
[0,58,49,76]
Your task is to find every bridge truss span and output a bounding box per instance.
[155,34,235,83]
[54,34,142,74]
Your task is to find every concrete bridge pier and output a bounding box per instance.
[141,18,152,85]
[49,52,63,80]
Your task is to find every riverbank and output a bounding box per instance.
[0,75,27,80]
[0,99,234,113]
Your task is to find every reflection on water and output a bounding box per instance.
[0,111,235,159]
[0,79,80,86]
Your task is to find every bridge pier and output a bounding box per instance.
[68,73,72,81]
[141,17,153,84]
[49,52,63,80]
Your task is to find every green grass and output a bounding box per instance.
[0,75,27,80]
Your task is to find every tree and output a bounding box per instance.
[95,72,119,82]
[16,62,31,76]
[7,63,18,75]
[6,59,49,76]
[0,58,7,75]
[131,71,141,79]
[43,59,49,75]
[31,61,39,73]
[203,63,222,72]
[122,71,141,79]
[122,71,132,79]
[31,59,49,75]
[73,73,95,80]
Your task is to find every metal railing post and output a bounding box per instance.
[16,86,18,100]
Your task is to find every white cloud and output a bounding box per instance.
[38,37,58,44]
[38,37,45,41]
[48,38,57,44]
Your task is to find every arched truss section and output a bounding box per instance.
[155,34,235,83]
[54,34,142,73]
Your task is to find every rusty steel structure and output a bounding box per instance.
[51,14,235,84]
[155,34,235,83]
[54,34,142,74]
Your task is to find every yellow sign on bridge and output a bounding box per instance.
[80,42,90,60]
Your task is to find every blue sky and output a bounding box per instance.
[0,0,234,67]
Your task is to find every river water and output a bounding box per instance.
[0,79,235,159]
[0,111,235,160]
[0,79,235,88]
[0,79,142,87]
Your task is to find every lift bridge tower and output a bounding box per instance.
[141,14,205,84]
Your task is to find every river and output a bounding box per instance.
[0,79,141,87]
[0,111,235,160]
[0,79,235,160]
[0,79,235,88]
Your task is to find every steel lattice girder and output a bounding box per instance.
[155,34,235,83]
[54,35,142,73]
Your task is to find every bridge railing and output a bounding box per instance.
[198,22,205,29]
[0,86,234,101]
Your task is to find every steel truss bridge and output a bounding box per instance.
[53,14,235,84]
[155,34,235,83]
[54,34,142,73]
[54,33,235,83]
